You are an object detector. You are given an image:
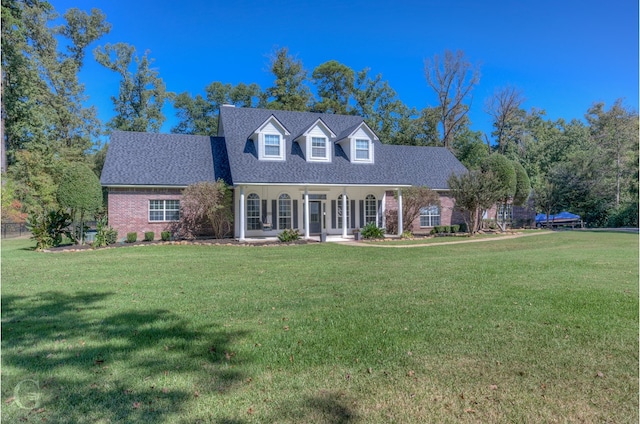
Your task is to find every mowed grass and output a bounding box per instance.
[1,231,638,423]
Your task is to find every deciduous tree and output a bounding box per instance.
[448,170,502,235]
[172,81,262,135]
[424,50,480,149]
[396,186,440,233]
[94,42,172,132]
[178,180,233,239]
[485,86,526,156]
[481,154,517,231]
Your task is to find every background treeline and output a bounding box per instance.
[2,1,638,228]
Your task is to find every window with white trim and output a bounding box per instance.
[419,204,440,227]
[311,136,327,159]
[149,200,180,222]
[278,193,292,229]
[247,193,261,230]
[365,194,377,224]
[337,194,350,229]
[355,139,370,160]
[497,203,513,223]
[264,134,281,157]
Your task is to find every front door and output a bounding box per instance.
[309,201,322,234]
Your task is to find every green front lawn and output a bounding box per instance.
[2,231,638,423]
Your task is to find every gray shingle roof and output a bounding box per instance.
[100,108,467,190]
[218,106,467,189]
[100,131,229,186]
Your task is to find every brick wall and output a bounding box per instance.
[107,187,183,241]
[384,191,463,233]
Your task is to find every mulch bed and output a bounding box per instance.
[43,238,315,253]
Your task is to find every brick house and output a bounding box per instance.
[100,106,468,240]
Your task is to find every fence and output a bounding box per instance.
[2,222,28,238]
[1,220,97,239]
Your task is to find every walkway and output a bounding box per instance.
[334,230,556,248]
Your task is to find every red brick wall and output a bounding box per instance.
[107,187,183,241]
[384,191,462,233]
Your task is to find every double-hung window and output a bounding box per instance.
[247,193,261,230]
[149,200,180,222]
[355,139,370,160]
[419,204,440,227]
[365,195,377,224]
[278,193,292,229]
[311,137,327,159]
[264,134,281,157]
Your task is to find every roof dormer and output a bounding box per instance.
[336,121,378,164]
[294,118,336,162]
[250,115,290,161]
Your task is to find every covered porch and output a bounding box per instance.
[233,184,408,241]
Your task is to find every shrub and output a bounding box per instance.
[161,231,171,241]
[179,180,233,239]
[93,215,118,248]
[457,222,468,233]
[277,228,300,242]
[57,163,103,245]
[401,230,413,239]
[360,222,385,239]
[433,225,451,234]
[27,209,74,250]
[126,232,137,243]
[144,231,155,242]
[384,209,399,234]
[451,224,460,233]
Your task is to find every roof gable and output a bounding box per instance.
[294,117,337,140]
[100,131,229,187]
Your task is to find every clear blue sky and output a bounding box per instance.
[50,0,638,139]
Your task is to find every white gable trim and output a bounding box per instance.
[251,115,290,161]
[252,114,290,137]
[300,118,336,138]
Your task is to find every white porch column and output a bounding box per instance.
[304,188,310,240]
[397,188,403,236]
[342,188,348,238]
[238,186,245,241]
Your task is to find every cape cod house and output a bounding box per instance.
[100,105,467,240]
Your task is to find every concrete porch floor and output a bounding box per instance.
[241,234,400,243]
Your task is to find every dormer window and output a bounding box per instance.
[294,118,335,162]
[311,137,327,159]
[335,121,377,164]
[355,139,370,161]
[264,134,281,157]
[251,115,289,161]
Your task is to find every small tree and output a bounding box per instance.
[512,160,532,207]
[448,170,502,235]
[179,180,233,239]
[57,163,103,244]
[397,186,440,233]
[481,154,516,231]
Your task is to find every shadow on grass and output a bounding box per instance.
[260,390,358,424]
[2,291,249,422]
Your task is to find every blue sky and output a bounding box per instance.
[50,0,638,138]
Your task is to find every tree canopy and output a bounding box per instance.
[2,1,637,229]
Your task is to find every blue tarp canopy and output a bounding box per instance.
[535,211,581,223]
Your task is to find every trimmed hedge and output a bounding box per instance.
[161,231,171,241]
[144,231,155,242]
[126,232,137,243]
